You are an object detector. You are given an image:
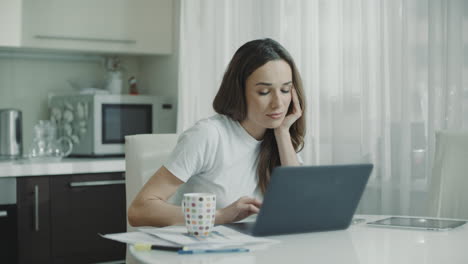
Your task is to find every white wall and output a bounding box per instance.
[0,52,140,150]
[0,51,179,152]
[139,0,180,104]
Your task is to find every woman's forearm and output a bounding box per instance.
[274,129,300,166]
[128,197,185,227]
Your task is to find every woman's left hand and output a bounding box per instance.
[215,196,262,225]
[276,87,302,132]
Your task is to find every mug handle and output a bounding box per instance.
[58,137,73,157]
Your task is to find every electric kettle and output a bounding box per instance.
[0,109,22,160]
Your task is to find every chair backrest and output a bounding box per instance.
[125,133,178,231]
[429,130,468,219]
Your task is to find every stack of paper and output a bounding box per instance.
[102,225,278,252]
[101,231,180,247]
[141,225,278,250]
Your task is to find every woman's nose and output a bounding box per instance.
[270,92,284,109]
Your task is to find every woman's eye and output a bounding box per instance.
[281,89,291,94]
[258,91,269,96]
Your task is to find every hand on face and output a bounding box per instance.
[215,196,262,225]
[276,87,302,133]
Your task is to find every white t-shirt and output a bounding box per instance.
[164,114,263,209]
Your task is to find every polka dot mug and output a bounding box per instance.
[182,193,216,237]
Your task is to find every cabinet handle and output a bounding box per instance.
[34,185,39,232]
[0,210,7,218]
[34,35,137,44]
[69,180,125,188]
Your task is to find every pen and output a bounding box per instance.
[178,248,250,255]
[134,243,183,252]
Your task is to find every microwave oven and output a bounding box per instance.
[49,94,176,156]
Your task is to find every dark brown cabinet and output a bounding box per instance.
[0,204,18,263]
[50,172,126,263]
[16,172,126,264]
[17,176,51,264]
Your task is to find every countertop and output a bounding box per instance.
[0,157,125,177]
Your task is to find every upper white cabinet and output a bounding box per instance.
[1,0,173,55]
[0,0,22,47]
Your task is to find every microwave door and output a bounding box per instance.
[95,104,153,155]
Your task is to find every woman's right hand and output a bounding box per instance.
[215,196,262,225]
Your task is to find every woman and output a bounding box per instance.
[128,38,306,227]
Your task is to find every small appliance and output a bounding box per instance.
[48,94,176,156]
[0,109,22,160]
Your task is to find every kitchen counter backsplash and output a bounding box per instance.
[0,157,125,177]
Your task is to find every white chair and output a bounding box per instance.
[124,133,179,231]
[124,134,178,263]
[428,130,468,219]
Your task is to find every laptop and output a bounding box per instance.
[225,164,373,236]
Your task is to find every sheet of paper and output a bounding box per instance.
[139,225,278,247]
[100,231,179,246]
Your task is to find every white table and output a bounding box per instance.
[130,215,468,264]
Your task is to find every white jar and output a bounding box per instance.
[106,71,123,94]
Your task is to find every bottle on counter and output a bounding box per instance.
[105,57,123,94]
[128,76,139,95]
[106,71,123,94]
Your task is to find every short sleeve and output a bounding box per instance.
[164,123,219,182]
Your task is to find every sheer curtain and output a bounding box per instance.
[177,0,468,216]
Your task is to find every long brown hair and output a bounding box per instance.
[213,38,306,194]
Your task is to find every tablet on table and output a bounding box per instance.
[366,216,467,231]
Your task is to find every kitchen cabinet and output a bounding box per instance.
[0,204,17,263]
[49,172,126,263]
[0,177,18,264]
[16,172,126,264]
[0,0,173,55]
[17,176,51,264]
[0,0,21,47]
